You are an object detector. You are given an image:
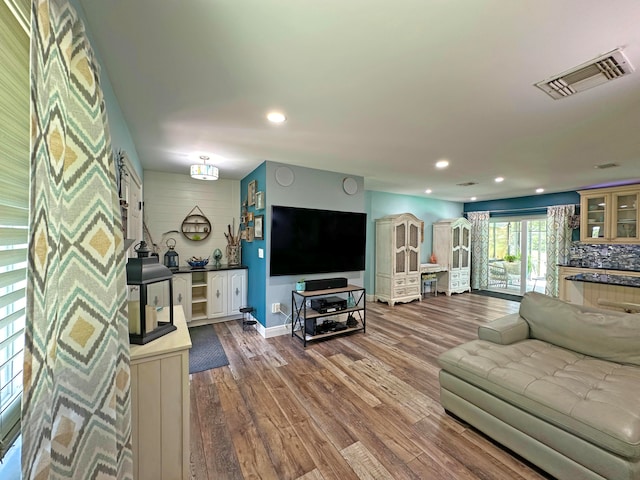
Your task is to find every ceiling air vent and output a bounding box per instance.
[456,181,477,187]
[535,49,634,99]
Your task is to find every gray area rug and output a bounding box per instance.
[471,289,522,302]
[188,325,229,374]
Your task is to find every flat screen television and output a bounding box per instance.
[270,205,367,276]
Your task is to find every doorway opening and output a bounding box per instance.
[487,217,546,295]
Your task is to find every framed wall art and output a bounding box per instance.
[248,180,257,206]
[254,215,264,240]
[255,191,265,210]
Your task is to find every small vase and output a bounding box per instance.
[226,244,241,266]
[295,281,305,292]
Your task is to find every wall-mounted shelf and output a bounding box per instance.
[181,206,211,241]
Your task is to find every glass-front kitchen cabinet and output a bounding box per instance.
[579,185,639,243]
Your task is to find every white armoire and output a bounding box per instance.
[433,218,471,296]
[375,213,422,306]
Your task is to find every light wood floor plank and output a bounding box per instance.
[191,293,552,480]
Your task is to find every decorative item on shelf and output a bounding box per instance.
[430,252,437,264]
[296,280,305,292]
[212,248,223,267]
[126,241,176,345]
[163,237,179,270]
[248,179,257,206]
[254,215,264,240]
[187,256,209,268]
[246,211,254,223]
[181,205,211,241]
[225,220,242,265]
[255,191,265,210]
[245,226,255,243]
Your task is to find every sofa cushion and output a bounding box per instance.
[478,313,529,345]
[519,292,640,366]
[438,338,640,459]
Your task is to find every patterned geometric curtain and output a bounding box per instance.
[467,211,490,290]
[545,205,575,297]
[22,1,133,478]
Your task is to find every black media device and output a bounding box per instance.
[305,277,348,291]
[270,206,367,276]
[310,296,348,313]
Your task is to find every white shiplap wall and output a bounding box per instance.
[143,171,240,266]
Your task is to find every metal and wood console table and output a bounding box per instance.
[292,284,366,347]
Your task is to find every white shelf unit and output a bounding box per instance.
[190,270,208,321]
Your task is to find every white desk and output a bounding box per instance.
[420,264,447,296]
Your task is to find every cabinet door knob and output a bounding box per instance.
[178,293,182,303]
[235,287,239,296]
[216,290,220,298]
[153,296,158,306]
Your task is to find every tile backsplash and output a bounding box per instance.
[569,242,640,271]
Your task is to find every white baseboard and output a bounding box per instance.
[263,323,290,338]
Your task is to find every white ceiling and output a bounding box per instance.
[78,0,640,202]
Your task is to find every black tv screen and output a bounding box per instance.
[270,205,367,276]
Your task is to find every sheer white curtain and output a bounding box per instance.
[467,211,490,290]
[546,205,575,297]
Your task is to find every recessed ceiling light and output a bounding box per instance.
[267,111,286,124]
[435,160,449,169]
[494,176,504,183]
[425,189,432,194]
[470,197,477,201]
[536,188,545,193]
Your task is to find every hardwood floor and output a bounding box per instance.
[190,293,553,480]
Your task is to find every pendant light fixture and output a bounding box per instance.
[190,155,219,180]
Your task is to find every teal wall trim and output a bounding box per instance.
[463,191,580,217]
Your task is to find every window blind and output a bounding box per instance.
[0,0,29,460]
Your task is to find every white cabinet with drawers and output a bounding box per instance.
[375,213,422,306]
[433,218,471,296]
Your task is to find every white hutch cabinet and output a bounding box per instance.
[375,213,422,306]
[433,218,471,296]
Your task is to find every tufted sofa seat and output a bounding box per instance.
[438,292,640,480]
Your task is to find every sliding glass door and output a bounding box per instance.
[487,217,546,295]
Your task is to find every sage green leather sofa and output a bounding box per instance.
[438,292,640,480]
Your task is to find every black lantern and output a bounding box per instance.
[127,241,176,344]
[164,237,179,270]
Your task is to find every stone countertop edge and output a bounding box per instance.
[565,273,640,289]
[557,263,640,273]
[171,264,248,274]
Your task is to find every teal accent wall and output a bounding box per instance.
[240,162,268,326]
[364,191,463,293]
[72,0,143,179]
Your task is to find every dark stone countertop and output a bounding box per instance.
[558,262,640,273]
[171,264,248,274]
[565,273,640,289]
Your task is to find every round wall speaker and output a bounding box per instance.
[275,166,295,187]
[342,177,358,195]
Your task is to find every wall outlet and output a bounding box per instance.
[271,303,281,313]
